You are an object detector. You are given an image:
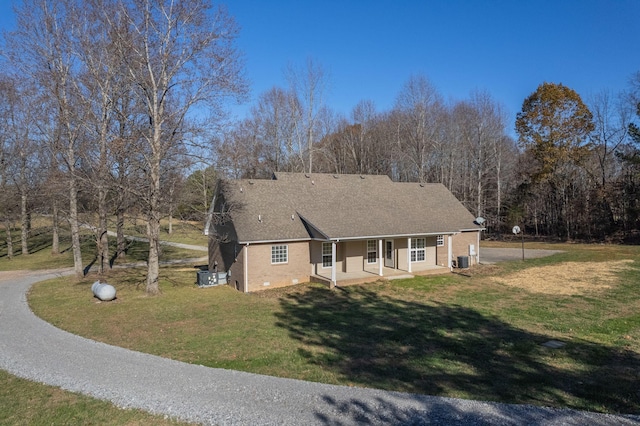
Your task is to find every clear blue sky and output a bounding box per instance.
[2,1,639,135]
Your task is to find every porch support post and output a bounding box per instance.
[477,231,481,265]
[407,237,412,273]
[378,239,383,276]
[331,241,337,288]
[448,235,453,271]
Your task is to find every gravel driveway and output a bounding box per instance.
[480,247,564,264]
[0,270,637,425]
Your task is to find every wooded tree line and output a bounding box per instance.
[217,66,640,242]
[1,1,639,297]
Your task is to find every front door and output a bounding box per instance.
[384,240,394,268]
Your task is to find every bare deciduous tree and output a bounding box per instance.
[286,58,330,173]
[393,74,445,183]
[7,0,87,276]
[252,87,298,173]
[108,0,247,294]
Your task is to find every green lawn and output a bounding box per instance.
[0,363,190,425]
[116,216,208,246]
[0,218,206,272]
[27,243,640,415]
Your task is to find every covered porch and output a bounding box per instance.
[310,235,454,287]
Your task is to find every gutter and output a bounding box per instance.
[238,237,311,245]
[324,231,459,241]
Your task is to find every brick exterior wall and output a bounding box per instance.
[246,241,311,292]
[435,231,480,267]
[453,231,480,265]
[210,231,481,292]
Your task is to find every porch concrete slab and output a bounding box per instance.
[313,265,449,287]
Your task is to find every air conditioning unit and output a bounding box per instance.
[197,270,218,287]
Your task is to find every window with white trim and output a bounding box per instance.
[411,238,426,262]
[271,245,288,264]
[367,240,377,264]
[322,242,332,268]
[436,235,444,247]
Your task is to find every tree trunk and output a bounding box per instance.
[146,211,161,295]
[476,167,482,218]
[69,175,83,278]
[168,183,174,235]
[116,208,125,259]
[51,200,59,255]
[146,150,161,295]
[98,184,109,273]
[5,220,13,260]
[20,192,29,255]
[495,152,502,233]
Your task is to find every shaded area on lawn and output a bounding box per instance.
[313,393,638,426]
[276,285,640,414]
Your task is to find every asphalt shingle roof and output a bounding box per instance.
[217,173,481,243]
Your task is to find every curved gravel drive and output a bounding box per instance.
[0,270,638,426]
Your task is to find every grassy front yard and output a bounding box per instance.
[0,218,205,272]
[27,242,640,415]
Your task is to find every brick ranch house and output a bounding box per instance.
[206,172,483,293]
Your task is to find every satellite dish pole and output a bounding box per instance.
[475,217,485,265]
[512,225,524,260]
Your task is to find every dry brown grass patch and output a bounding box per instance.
[491,260,634,295]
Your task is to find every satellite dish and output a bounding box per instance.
[475,216,485,225]
[512,225,521,235]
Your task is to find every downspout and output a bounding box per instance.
[331,241,337,288]
[407,237,412,273]
[244,243,249,293]
[378,239,383,276]
[448,235,453,271]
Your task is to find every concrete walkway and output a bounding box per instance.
[0,271,637,425]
